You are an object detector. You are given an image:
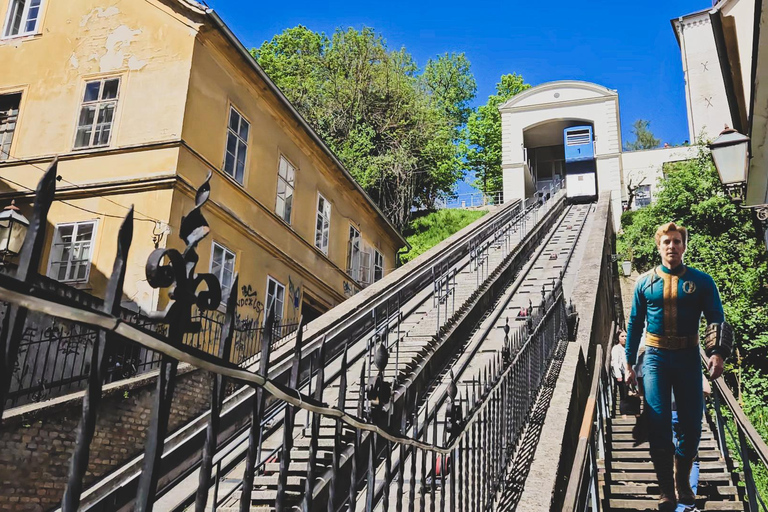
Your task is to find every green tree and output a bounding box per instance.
[421,53,477,128]
[252,27,476,229]
[465,74,531,194]
[617,146,768,467]
[624,119,661,151]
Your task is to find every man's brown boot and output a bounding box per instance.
[674,455,696,506]
[650,449,677,511]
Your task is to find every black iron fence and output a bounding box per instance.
[707,349,768,511]
[0,161,569,512]
[0,219,298,410]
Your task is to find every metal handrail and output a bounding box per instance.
[0,274,564,457]
[702,348,768,511]
[562,323,615,512]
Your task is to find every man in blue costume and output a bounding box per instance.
[624,222,731,511]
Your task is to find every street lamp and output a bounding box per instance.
[709,126,768,248]
[0,200,29,263]
[709,126,751,202]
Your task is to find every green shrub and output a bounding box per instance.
[400,209,488,264]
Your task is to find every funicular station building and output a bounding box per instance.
[500,81,696,228]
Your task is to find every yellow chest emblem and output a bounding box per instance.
[682,281,696,294]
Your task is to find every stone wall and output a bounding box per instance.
[0,366,211,511]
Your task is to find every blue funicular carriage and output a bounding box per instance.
[563,125,597,202]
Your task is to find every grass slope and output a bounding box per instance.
[401,209,488,264]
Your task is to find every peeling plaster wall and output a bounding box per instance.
[0,0,198,310]
[0,0,197,160]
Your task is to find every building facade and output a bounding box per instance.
[671,4,755,142]
[0,0,406,324]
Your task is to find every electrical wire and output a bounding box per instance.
[0,149,167,225]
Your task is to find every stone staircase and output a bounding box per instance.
[601,411,745,511]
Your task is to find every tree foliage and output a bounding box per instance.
[464,74,531,194]
[624,119,661,151]
[617,145,768,447]
[252,26,476,229]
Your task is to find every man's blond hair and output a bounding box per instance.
[655,221,688,247]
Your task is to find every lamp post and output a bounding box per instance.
[709,127,768,248]
[0,200,29,265]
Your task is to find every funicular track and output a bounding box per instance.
[358,203,593,511]
[193,202,582,511]
[203,203,593,512]
[63,188,567,512]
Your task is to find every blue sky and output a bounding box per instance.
[205,0,709,193]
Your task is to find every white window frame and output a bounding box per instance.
[314,193,331,255]
[265,276,285,322]
[210,241,236,302]
[2,0,43,39]
[275,155,296,224]
[346,225,361,281]
[374,249,384,283]
[47,220,98,283]
[359,245,372,286]
[73,77,121,149]
[223,106,249,184]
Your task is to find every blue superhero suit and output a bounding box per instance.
[626,263,724,462]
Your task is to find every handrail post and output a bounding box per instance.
[712,390,730,464]
[738,426,760,512]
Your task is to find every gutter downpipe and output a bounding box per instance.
[203,8,410,252]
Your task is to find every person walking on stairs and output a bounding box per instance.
[623,222,732,511]
[611,330,628,406]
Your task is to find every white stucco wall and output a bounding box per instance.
[620,146,698,204]
[673,11,734,141]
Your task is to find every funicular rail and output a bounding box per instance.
[0,159,576,512]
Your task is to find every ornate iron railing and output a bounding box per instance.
[0,160,569,511]
[1,287,299,409]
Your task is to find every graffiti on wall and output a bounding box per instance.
[343,280,358,297]
[237,284,264,316]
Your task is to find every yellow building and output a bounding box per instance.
[0,0,406,325]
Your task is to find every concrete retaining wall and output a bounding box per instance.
[517,192,619,511]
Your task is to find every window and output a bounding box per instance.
[48,221,96,283]
[315,193,331,255]
[374,250,384,283]
[266,277,285,322]
[3,0,42,38]
[634,185,652,209]
[74,78,120,149]
[360,248,371,286]
[346,226,361,281]
[223,107,249,184]
[276,156,295,223]
[210,242,235,301]
[0,92,21,161]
